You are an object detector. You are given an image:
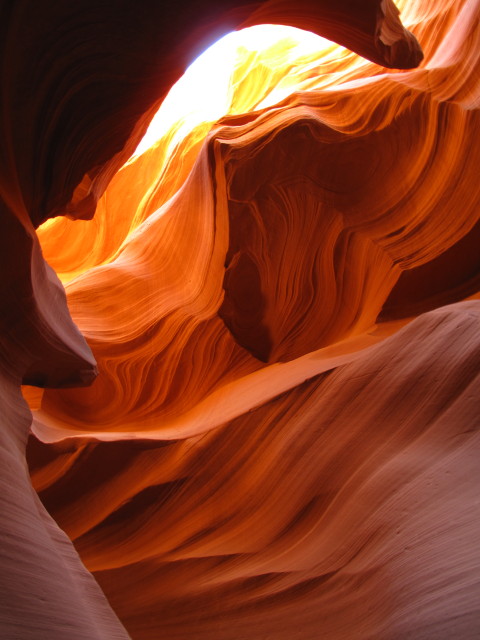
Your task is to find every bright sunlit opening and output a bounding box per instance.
[39,23,370,284]
[130,25,343,161]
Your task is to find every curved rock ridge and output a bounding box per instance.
[23,1,480,638]
[1,0,420,231]
[36,15,422,285]
[29,301,480,639]
[0,368,130,639]
[0,0,477,639]
[218,92,479,361]
[0,1,416,637]
[32,0,479,438]
[6,0,420,414]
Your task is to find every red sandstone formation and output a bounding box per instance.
[0,0,479,638]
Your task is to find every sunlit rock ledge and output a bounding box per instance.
[0,0,479,638]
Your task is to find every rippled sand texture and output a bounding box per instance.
[1,0,479,638]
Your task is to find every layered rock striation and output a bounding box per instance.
[0,0,479,638]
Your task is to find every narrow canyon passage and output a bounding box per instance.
[0,0,479,638]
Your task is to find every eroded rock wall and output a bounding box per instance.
[0,0,478,638]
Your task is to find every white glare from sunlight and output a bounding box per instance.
[130,25,339,160]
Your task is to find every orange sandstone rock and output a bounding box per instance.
[1,0,479,639]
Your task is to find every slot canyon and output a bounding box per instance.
[0,0,479,638]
